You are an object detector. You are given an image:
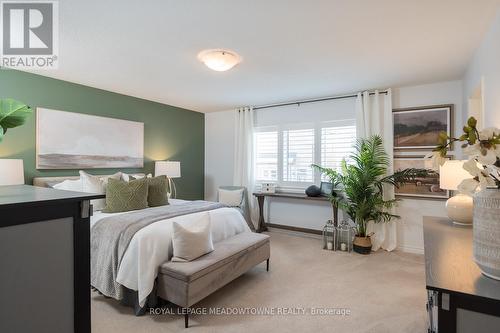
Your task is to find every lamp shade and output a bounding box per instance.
[0,159,25,185]
[155,161,181,178]
[439,160,473,191]
[197,49,242,72]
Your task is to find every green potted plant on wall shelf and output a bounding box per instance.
[313,135,430,254]
[0,98,33,142]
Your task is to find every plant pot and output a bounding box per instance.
[353,236,372,255]
[473,187,500,280]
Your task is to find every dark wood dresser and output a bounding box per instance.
[423,216,500,333]
[0,185,104,333]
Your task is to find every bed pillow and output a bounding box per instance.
[218,188,244,207]
[53,179,83,192]
[102,178,149,213]
[121,173,152,182]
[171,214,214,262]
[145,175,169,207]
[79,171,122,211]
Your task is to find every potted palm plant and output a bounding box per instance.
[313,135,429,254]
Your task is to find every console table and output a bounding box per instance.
[0,185,104,333]
[253,192,337,233]
[423,216,500,333]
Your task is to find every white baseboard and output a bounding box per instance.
[397,244,424,254]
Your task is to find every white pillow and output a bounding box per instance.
[171,214,214,262]
[121,173,152,182]
[218,188,244,207]
[53,179,83,192]
[79,171,122,211]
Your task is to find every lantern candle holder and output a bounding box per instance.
[322,220,337,251]
[336,220,354,252]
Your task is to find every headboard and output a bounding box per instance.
[33,176,80,188]
[33,173,146,188]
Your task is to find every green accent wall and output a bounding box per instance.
[0,69,204,200]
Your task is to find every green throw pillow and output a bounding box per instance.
[147,175,169,207]
[103,178,149,213]
[130,175,169,207]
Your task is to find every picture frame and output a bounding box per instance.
[36,108,144,169]
[393,104,453,150]
[320,181,334,197]
[393,155,451,199]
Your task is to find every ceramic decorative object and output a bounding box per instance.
[473,187,500,280]
[305,185,321,197]
[446,193,473,225]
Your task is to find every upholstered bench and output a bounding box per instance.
[157,232,270,328]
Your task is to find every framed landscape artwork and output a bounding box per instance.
[393,105,452,150]
[36,108,144,169]
[393,155,450,199]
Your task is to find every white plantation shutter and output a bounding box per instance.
[254,130,278,181]
[253,99,357,189]
[283,128,315,182]
[321,125,357,174]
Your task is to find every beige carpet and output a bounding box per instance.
[92,230,427,333]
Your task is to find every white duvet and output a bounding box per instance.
[91,199,251,307]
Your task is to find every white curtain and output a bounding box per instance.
[355,89,397,251]
[233,106,258,228]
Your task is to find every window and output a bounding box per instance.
[254,121,356,188]
[283,128,314,182]
[321,125,357,174]
[254,130,278,181]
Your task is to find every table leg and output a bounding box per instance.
[256,196,268,233]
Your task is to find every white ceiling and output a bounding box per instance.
[34,0,500,112]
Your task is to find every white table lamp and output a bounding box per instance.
[155,161,181,198]
[0,159,25,185]
[440,160,473,225]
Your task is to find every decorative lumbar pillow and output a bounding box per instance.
[145,175,169,207]
[102,178,149,213]
[79,171,122,211]
[218,188,244,207]
[52,179,83,191]
[171,214,214,262]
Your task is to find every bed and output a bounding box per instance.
[33,175,253,314]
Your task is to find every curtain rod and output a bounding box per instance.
[253,90,389,111]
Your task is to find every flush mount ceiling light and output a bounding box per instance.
[197,49,242,72]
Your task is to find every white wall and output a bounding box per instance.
[463,9,500,128]
[205,80,463,252]
[392,80,463,253]
[205,110,236,201]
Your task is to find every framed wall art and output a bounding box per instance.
[393,155,451,199]
[393,104,452,150]
[36,108,144,169]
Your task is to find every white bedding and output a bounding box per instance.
[91,199,250,307]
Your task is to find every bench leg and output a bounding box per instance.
[266,258,269,272]
[184,312,189,328]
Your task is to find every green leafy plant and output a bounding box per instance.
[429,116,500,192]
[0,98,33,141]
[313,135,429,237]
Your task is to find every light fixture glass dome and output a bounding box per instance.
[197,49,241,72]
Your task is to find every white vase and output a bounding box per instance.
[473,187,500,280]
